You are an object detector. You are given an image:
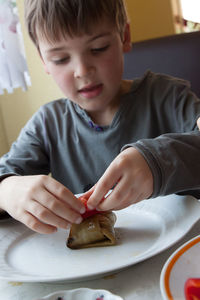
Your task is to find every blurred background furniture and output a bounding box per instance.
[123,31,200,97]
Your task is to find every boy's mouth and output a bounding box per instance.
[78,83,103,99]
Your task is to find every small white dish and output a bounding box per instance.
[160,235,200,300]
[35,288,123,300]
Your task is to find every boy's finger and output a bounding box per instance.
[197,117,200,130]
[29,196,83,226]
[87,171,120,210]
[43,177,85,214]
[97,176,130,210]
[22,212,58,234]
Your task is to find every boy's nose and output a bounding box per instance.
[74,59,94,79]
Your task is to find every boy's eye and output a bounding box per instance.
[52,57,69,65]
[91,45,109,54]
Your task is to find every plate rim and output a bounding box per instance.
[160,234,200,300]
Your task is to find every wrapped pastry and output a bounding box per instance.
[67,196,117,249]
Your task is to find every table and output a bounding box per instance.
[0,217,199,300]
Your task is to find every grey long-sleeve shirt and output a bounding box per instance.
[1,71,200,197]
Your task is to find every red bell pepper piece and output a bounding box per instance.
[79,196,99,219]
[185,278,200,300]
[79,196,106,219]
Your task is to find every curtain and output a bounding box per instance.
[0,0,30,94]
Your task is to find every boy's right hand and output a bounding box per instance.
[0,175,85,234]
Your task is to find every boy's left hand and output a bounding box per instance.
[87,147,153,211]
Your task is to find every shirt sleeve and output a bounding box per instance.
[122,76,200,198]
[0,107,50,180]
[132,131,200,197]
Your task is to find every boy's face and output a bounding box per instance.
[39,20,131,118]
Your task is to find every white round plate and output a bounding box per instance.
[35,288,123,300]
[160,235,200,300]
[0,194,199,283]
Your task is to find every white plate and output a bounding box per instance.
[160,235,200,300]
[35,288,123,300]
[0,194,199,283]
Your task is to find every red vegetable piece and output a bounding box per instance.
[79,196,99,219]
[79,196,107,219]
[185,278,200,300]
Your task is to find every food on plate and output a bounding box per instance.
[66,196,117,249]
[184,278,200,300]
[67,211,117,249]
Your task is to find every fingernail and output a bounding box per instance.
[80,206,86,214]
[87,204,94,210]
[75,216,83,224]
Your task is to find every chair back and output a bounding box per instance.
[123,31,200,97]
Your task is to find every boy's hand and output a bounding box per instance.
[87,147,153,211]
[0,175,85,234]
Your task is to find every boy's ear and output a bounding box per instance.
[122,23,132,53]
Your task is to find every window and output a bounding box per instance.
[180,0,200,32]
[0,0,30,95]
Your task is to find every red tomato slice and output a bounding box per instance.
[185,278,200,300]
[79,196,100,219]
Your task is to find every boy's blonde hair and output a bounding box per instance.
[24,0,128,48]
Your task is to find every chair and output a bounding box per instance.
[123,31,200,97]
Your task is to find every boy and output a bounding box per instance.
[0,0,200,234]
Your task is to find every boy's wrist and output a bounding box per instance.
[0,174,18,184]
